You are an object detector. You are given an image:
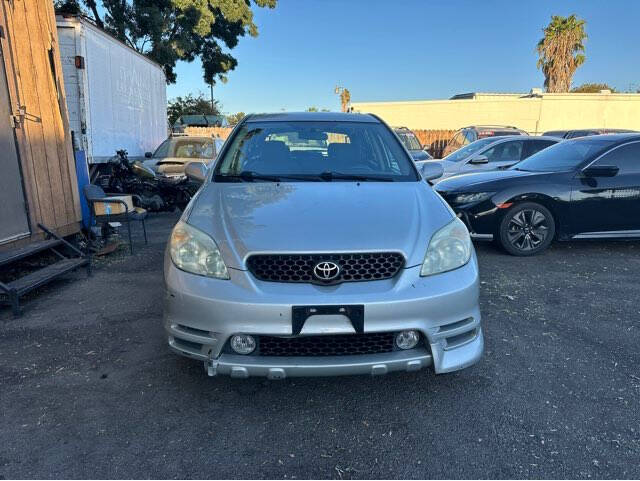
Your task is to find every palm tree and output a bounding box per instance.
[537,15,587,93]
[340,89,351,112]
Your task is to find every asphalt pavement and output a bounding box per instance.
[1,212,639,479]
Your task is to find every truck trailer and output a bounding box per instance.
[56,15,167,168]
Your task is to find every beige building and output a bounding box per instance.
[351,90,640,134]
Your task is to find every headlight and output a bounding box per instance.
[420,217,472,276]
[169,221,229,279]
[453,192,493,204]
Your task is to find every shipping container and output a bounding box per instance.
[56,15,167,165]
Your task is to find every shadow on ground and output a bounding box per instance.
[1,212,639,478]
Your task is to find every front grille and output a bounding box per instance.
[246,252,405,285]
[257,332,398,357]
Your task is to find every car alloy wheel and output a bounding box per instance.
[498,202,555,256]
[508,209,549,250]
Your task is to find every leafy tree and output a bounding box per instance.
[226,112,246,126]
[55,0,82,14]
[167,92,221,125]
[306,107,319,112]
[54,0,277,85]
[537,15,587,93]
[571,83,617,93]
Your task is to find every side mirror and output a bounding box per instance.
[416,161,444,181]
[145,151,153,158]
[583,165,619,178]
[469,155,489,165]
[184,161,208,183]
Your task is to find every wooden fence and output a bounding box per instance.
[183,126,456,159]
[413,129,456,158]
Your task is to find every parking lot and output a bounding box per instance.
[1,212,639,479]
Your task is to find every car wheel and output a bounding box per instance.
[498,202,555,256]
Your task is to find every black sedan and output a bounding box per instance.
[435,134,640,255]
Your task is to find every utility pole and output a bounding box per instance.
[210,83,215,112]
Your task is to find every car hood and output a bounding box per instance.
[187,182,453,269]
[434,169,538,192]
[146,157,213,173]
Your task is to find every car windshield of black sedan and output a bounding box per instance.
[215,121,418,181]
[513,138,615,172]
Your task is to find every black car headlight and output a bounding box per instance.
[453,192,494,204]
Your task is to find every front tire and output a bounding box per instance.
[497,202,555,256]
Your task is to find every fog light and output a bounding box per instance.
[395,330,420,350]
[230,334,256,355]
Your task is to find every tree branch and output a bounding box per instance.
[124,33,138,51]
[84,0,104,28]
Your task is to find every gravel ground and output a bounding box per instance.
[1,212,639,479]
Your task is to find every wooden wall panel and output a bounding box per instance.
[22,0,68,227]
[0,2,42,229]
[41,0,81,223]
[5,2,57,228]
[0,0,81,250]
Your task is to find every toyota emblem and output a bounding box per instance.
[313,261,340,281]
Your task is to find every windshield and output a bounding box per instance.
[513,138,615,172]
[154,138,213,159]
[443,137,501,162]
[214,121,419,181]
[397,132,422,150]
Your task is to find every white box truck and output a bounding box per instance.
[56,15,167,166]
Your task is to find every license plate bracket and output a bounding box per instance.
[291,305,364,335]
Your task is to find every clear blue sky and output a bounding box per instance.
[166,0,640,114]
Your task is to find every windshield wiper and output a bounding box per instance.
[215,171,282,182]
[240,171,283,182]
[319,171,394,182]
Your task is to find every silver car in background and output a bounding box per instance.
[163,112,483,379]
[423,136,559,180]
[144,135,225,177]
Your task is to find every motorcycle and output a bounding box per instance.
[95,150,198,211]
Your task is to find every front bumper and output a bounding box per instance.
[163,252,483,377]
[437,194,502,238]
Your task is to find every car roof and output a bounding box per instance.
[462,125,522,130]
[567,128,636,132]
[469,135,558,147]
[245,112,379,123]
[483,135,559,142]
[573,132,640,142]
[559,133,640,152]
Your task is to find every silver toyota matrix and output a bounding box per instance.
[163,112,483,378]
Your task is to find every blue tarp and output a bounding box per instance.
[74,150,91,229]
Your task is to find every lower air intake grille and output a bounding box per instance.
[246,252,405,285]
[257,332,397,357]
